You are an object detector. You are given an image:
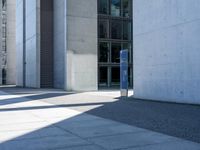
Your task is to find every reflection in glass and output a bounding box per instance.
[123,43,132,63]
[123,21,131,40]
[123,0,131,17]
[99,19,109,38]
[99,67,108,86]
[111,20,122,39]
[99,42,109,62]
[111,43,121,63]
[111,67,120,85]
[98,0,109,14]
[111,0,121,16]
[98,0,133,88]
[128,68,133,86]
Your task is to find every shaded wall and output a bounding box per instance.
[53,0,66,89]
[133,0,200,104]
[40,0,54,88]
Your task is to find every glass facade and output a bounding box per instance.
[98,0,132,88]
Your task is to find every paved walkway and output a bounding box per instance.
[0,90,200,149]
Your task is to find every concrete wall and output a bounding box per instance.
[25,0,40,88]
[16,0,40,88]
[133,0,200,104]
[0,0,2,84]
[16,0,24,86]
[6,0,16,85]
[66,0,98,91]
[53,0,66,89]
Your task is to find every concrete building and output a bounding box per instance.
[16,0,200,104]
[16,0,133,91]
[133,0,200,105]
[0,0,16,85]
[0,0,2,85]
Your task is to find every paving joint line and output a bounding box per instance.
[53,124,108,150]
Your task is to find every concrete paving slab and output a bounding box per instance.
[56,115,146,138]
[0,121,50,132]
[125,140,200,150]
[0,127,69,143]
[87,131,180,150]
[0,135,89,150]
[55,144,106,150]
[0,90,200,150]
[29,107,81,119]
[0,115,44,125]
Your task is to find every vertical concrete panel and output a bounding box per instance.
[25,0,40,88]
[133,0,200,104]
[0,0,2,84]
[66,0,98,91]
[16,0,24,86]
[6,0,16,85]
[53,0,65,89]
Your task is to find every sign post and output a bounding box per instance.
[120,50,128,99]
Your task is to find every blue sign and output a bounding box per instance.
[120,50,128,97]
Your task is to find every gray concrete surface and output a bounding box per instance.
[53,0,66,89]
[66,0,98,91]
[24,0,40,88]
[0,88,200,150]
[16,0,40,88]
[16,0,24,86]
[133,0,200,104]
[0,0,2,84]
[5,0,16,85]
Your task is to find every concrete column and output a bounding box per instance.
[53,0,66,89]
[24,0,40,88]
[133,0,200,104]
[16,0,41,88]
[65,0,98,91]
[16,0,24,86]
[5,0,16,85]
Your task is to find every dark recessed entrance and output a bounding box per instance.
[98,0,133,88]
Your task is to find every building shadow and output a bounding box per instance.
[0,93,74,106]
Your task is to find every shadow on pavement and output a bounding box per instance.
[0,88,200,149]
[0,93,74,106]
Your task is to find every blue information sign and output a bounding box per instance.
[120,50,128,97]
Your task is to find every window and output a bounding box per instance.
[123,43,132,63]
[111,0,121,16]
[111,67,120,85]
[98,0,132,88]
[98,0,109,15]
[123,0,131,17]
[111,20,122,39]
[99,19,109,38]
[123,21,131,40]
[99,67,108,86]
[99,42,109,62]
[111,43,121,63]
